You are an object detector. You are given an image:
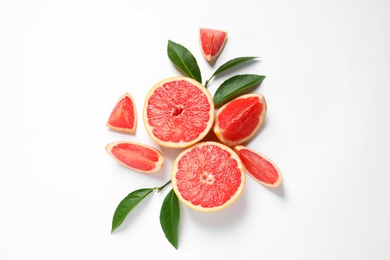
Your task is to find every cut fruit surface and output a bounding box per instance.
[214,93,267,147]
[106,93,137,134]
[143,77,214,148]
[105,141,164,174]
[199,28,227,62]
[171,141,245,212]
[234,146,283,188]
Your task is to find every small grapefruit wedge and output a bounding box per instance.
[105,141,164,174]
[171,141,245,212]
[214,93,267,147]
[106,93,137,134]
[234,146,283,188]
[143,77,214,148]
[199,28,227,62]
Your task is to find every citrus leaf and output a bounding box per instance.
[111,188,153,233]
[160,188,180,249]
[213,74,266,107]
[167,40,202,83]
[205,56,258,87]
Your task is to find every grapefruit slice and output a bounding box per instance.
[106,93,137,134]
[105,141,164,174]
[214,93,267,147]
[171,141,245,212]
[234,146,283,188]
[143,77,214,148]
[199,28,227,62]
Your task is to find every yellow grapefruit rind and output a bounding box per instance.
[171,141,246,212]
[106,93,137,134]
[143,77,215,148]
[214,93,267,147]
[105,141,165,174]
[199,28,228,62]
[234,145,283,188]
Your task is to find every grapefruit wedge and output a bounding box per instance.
[143,77,214,148]
[234,146,283,188]
[106,93,137,134]
[199,28,227,62]
[105,141,164,174]
[171,141,245,212]
[214,93,267,147]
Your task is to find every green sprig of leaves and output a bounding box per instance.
[111,180,179,249]
[167,40,265,107]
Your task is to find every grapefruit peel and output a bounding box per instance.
[105,29,282,250]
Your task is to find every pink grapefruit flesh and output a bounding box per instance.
[143,77,214,148]
[234,146,283,188]
[199,28,227,62]
[214,93,267,147]
[106,93,137,134]
[171,141,245,212]
[105,141,164,174]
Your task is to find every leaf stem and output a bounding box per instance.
[155,180,172,193]
[204,78,210,88]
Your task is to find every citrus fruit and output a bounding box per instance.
[105,141,164,174]
[199,28,227,62]
[234,145,283,188]
[171,141,245,212]
[214,93,267,147]
[106,93,137,134]
[143,77,214,148]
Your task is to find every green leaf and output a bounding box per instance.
[205,56,258,87]
[160,188,180,249]
[213,74,266,107]
[111,188,153,233]
[167,40,202,83]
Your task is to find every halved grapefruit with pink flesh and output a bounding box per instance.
[199,28,227,62]
[234,146,283,188]
[106,93,137,134]
[105,141,164,174]
[143,77,214,148]
[214,93,267,147]
[171,141,245,212]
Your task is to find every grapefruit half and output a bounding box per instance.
[234,146,283,188]
[199,28,227,62]
[143,77,214,148]
[105,141,164,174]
[214,93,267,147]
[106,93,137,134]
[171,141,245,212]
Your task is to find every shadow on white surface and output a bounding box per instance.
[185,188,248,230]
[264,183,285,198]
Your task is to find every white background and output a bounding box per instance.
[1,0,390,259]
